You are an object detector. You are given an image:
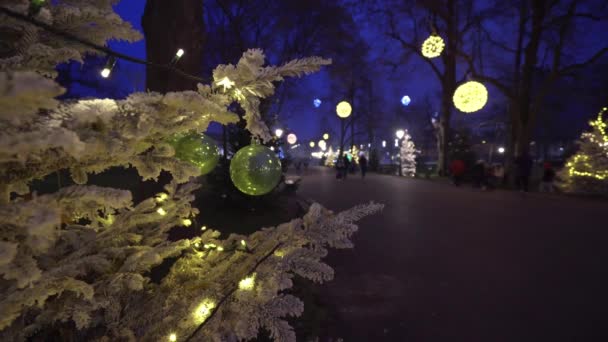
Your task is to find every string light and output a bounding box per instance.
[323,133,329,140]
[201,225,207,231]
[100,56,116,78]
[238,274,256,291]
[421,35,445,58]
[215,76,235,91]
[155,193,168,202]
[156,208,167,216]
[453,81,488,113]
[176,49,185,58]
[566,108,608,181]
[193,299,216,323]
[309,141,315,148]
[217,246,224,252]
[274,128,284,138]
[169,333,177,341]
[319,140,327,150]
[240,240,247,247]
[182,219,192,227]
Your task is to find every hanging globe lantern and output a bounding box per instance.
[309,141,315,148]
[287,133,297,145]
[323,133,329,140]
[421,35,445,58]
[453,81,488,113]
[170,132,219,175]
[230,144,282,196]
[318,140,327,150]
[336,101,352,118]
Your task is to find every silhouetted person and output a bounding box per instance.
[449,159,465,186]
[472,160,486,189]
[515,153,533,192]
[342,154,350,179]
[540,161,556,192]
[359,155,368,178]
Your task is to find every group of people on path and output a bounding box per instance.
[449,155,556,192]
[336,154,368,180]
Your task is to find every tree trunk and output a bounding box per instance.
[437,0,457,176]
[142,0,205,93]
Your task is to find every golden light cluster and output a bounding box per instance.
[421,35,445,58]
[566,107,608,181]
[336,101,352,118]
[452,81,488,113]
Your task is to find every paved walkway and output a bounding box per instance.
[296,167,607,342]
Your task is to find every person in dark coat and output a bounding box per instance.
[359,155,368,178]
[540,161,556,192]
[515,153,533,192]
[449,159,465,186]
[472,160,486,189]
[342,154,350,179]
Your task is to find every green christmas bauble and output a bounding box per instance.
[230,144,282,196]
[171,133,219,176]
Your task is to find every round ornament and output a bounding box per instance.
[421,35,445,58]
[171,133,219,175]
[336,101,352,118]
[230,144,282,196]
[453,81,488,113]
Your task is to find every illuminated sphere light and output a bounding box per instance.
[421,35,445,58]
[336,101,352,118]
[170,133,219,175]
[274,128,283,138]
[287,133,297,145]
[401,95,411,106]
[453,81,488,113]
[230,144,282,196]
[313,98,322,107]
[323,133,329,140]
[498,147,505,154]
[318,140,327,150]
[309,141,315,148]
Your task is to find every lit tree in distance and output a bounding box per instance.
[0,1,383,341]
[400,132,417,177]
[560,107,608,196]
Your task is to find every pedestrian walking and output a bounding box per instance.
[540,161,556,192]
[515,153,533,192]
[449,159,465,186]
[472,160,487,189]
[342,154,350,179]
[359,155,368,179]
[335,157,344,180]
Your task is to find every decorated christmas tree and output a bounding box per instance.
[0,1,382,341]
[559,107,608,196]
[324,146,337,167]
[400,132,417,177]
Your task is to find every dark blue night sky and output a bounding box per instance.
[100,0,607,147]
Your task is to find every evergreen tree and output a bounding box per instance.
[0,2,382,340]
[400,132,417,177]
[560,107,608,196]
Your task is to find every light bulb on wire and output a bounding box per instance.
[100,56,116,78]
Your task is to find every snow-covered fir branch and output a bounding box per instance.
[0,1,380,341]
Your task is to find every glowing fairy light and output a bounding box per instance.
[421,35,445,58]
[169,333,177,341]
[401,95,411,106]
[201,225,207,231]
[157,208,167,216]
[240,239,247,247]
[182,219,192,227]
[175,49,185,58]
[323,133,329,140]
[313,98,322,107]
[193,299,216,323]
[155,193,168,202]
[215,76,235,91]
[453,81,488,113]
[238,274,256,291]
[275,128,284,138]
[309,141,315,148]
[100,57,116,78]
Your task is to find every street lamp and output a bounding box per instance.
[323,133,330,140]
[498,146,505,154]
[309,141,315,148]
[396,129,405,176]
[275,128,284,138]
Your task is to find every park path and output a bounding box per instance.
[296,167,608,342]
